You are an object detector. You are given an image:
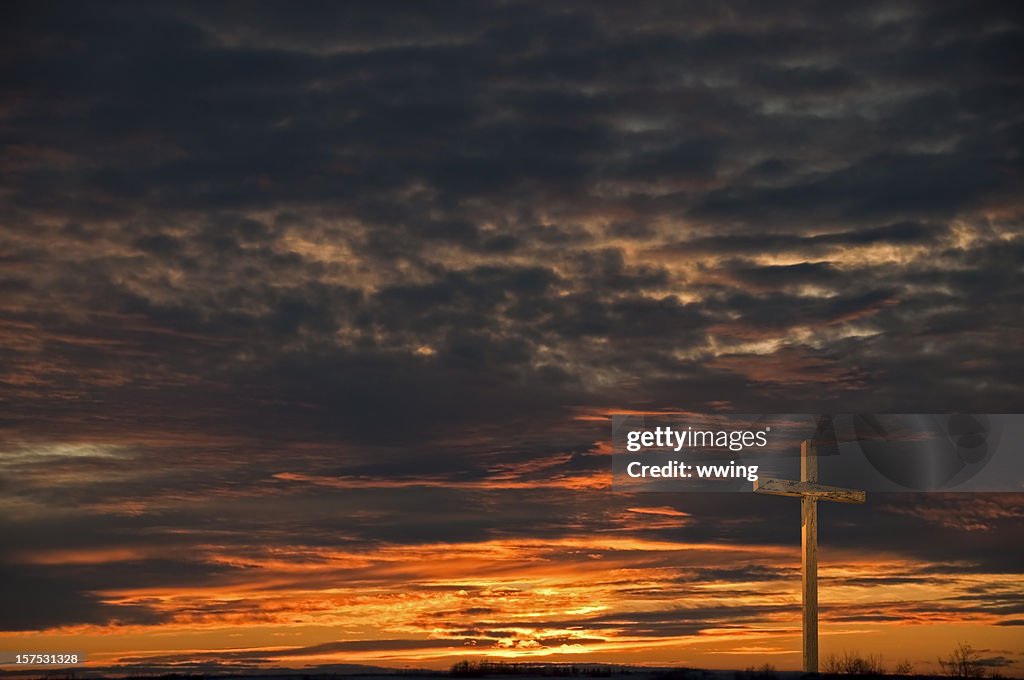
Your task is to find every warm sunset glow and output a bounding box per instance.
[2,1,1022,677]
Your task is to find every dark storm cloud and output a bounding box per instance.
[718,261,847,290]
[1,0,1023,645]
[659,221,946,257]
[694,149,1014,223]
[0,563,168,632]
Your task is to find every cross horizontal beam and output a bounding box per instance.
[754,477,866,504]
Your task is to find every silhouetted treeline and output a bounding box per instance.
[450,661,618,677]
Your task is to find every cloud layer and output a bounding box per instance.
[1,0,1022,673]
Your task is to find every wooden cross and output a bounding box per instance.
[754,440,866,673]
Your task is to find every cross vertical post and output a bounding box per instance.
[753,438,866,674]
[801,440,818,674]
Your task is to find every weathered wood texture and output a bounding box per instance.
[802,439,819,674]
[753,477,867,503]
[802,495,817,672]
[752,438,867,673]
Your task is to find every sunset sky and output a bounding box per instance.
[1,0,1023,676]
